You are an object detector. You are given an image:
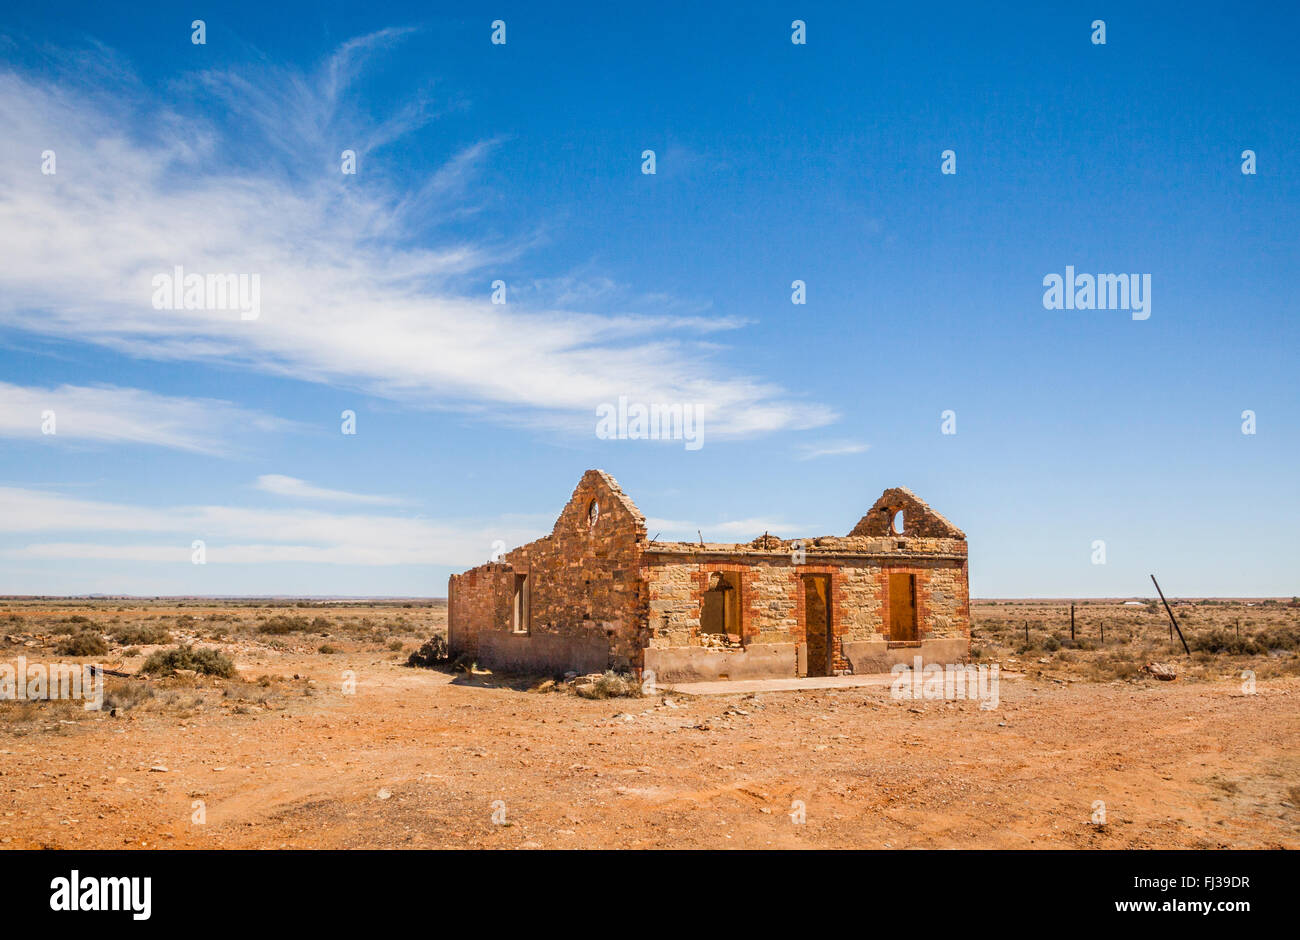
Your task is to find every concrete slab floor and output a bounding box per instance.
[667,671,1023,696]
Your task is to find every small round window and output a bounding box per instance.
[588,499,600,527]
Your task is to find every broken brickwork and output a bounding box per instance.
[448,470,969,682]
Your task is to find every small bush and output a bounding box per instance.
[407,635,448,668]
[103,680,154,711]
[1042,634,1061,652]
[575,671,642,699]
[57,632,108,656]
[112,623,172,646]
[259,615,310,635]
[318,644,339,654]
[1190,629,1259,655]
[1254,626,1300,652]
[387,639,405,652]
[141,645,236,678]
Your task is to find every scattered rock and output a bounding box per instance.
[1142,662,1178,681]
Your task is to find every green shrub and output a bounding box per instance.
[1253,626,1300,652]
[407,635,448,668]
[57,632,108,656]
[259,615,310,635]
[318,644,339,654]
[140,645,236,678]
[112,623,172,646]
[1190,629,1259,655]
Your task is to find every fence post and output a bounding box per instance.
[1150,574,1191,656]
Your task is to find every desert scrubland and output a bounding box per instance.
[0,597,1295,849]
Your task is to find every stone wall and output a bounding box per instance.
[447,470,649,672]
[446,563,513,660]
[644,643,799,683]
[448,472,970,680]
[643,551,969,675]
[849,487,966,539]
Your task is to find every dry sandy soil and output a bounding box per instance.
[0,599,1296,849]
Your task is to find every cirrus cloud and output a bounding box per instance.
[0,33,836,441]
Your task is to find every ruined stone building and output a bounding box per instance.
[448,470,969,682]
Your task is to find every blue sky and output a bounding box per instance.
[0,1,1295,597]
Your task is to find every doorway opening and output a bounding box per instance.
[803,574,833,676]
[888,572,917,642]
[701,571,742,646]
[512,573,530,634]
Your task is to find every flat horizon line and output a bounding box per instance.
[0,594,1294,603]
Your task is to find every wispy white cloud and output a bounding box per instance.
[0,381,287,455]
[253,474,401,505]
[0,35,836,440]
[796,440,870,460]
[0,485,544,567]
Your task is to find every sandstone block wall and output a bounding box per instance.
[643,552,968,674]
[448,470,649,671]
[448,471,970,679]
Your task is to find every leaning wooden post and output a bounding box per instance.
[1150,574,1191,656]
[1024,622,1029,647]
